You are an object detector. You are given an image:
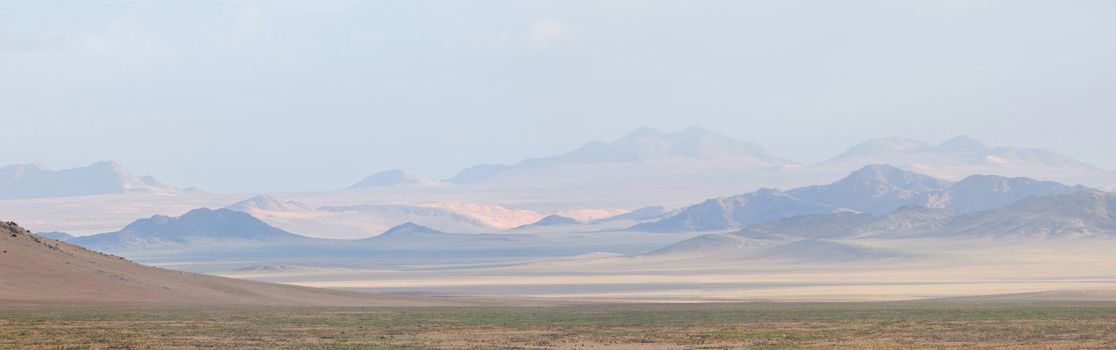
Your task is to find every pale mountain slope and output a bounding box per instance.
[224,196,543,237]
[222,195,380,238]
[553,208,629,222]
[833,136,1101,171]
[831,138,931,160]
[450,126,792,184]
[349,169,446,188]
[593,206,675,223]
[225,195,316,213]
[825,136,1104,183]
[320,204,517,235]
[414,201,544,229]
[0,161,179,199]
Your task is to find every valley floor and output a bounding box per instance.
[3,302,1116,349]
[194,237,1116,303]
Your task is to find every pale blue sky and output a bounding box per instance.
[1,0,1114,192]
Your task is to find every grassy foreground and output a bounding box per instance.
[2,302,1116,349]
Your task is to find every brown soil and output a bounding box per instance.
[0,221,487,307]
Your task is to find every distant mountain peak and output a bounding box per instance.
[831,138,931,160]
[89,160,128,171]
[750,187,788,197]
[35,231,75,241]
[935,135,988,153]
[631,187,838,232]
[450,126,790,183]
[0,162,50,172]
[511,214,581,230]
[379,222,442,237]
[593,206,674,223]
[614,126,778,161]
[850,163,903,174]
[350,169,446,188]
[787,165,953,215]
[533,214,580,226]
[121,208,264,232]
[225,195,314,213]
[0,161,178,199]
[70,207,305,251]
[620,126,665,139]
[829,135,1102,176]
[838,164,952,191]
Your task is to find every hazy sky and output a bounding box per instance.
[2,0,1114,192]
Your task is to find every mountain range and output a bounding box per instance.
[70,208,309,251]
[827,136,1103,178]
[44,163,1116,271]
[449,126,792,184]
[445,128,1106,188]
[3,128,1108,204]
[219,195,552,237]
[787,164,954,215]
[63,165,1108,250]
[0,161,179,199]
[641,185,1116,263]
[59,211,590,264]
[724,189,1116,242]
[631,188,840,232]
[910,190,1116,239]
[635,165,1089,233]
[62,205,538,254]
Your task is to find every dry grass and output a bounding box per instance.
[3,302,1116,349]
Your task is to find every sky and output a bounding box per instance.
[1,0,1115,193]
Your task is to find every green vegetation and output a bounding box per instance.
[2,302,1116,349]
